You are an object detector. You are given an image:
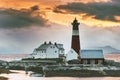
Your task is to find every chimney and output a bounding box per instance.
[44,41,47,45]
[54,42,57,45]
[49,41,52,44]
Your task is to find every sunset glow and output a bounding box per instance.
[0,0,120,53]
[0,0,119,27]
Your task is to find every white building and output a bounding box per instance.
[66,49,78,61]
[30,42,65,59]
[66,49,104,64]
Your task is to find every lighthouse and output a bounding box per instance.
[67,18,104,64]
[66,18,81,61]
[71,18,80,55]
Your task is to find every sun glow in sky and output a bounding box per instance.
[0,0,120,54]
[0,0,119,27]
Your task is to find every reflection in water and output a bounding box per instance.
[0,70,120,80]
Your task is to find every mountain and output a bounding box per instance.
[99,46,120,54]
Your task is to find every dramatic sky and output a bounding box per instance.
[0,0,120,54]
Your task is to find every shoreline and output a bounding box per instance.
[6,64,120,77]
[0,69,11,80]
[44,70,120,77]
[1,69,120,77]
[0,77,8,80]
[25,64,120,77]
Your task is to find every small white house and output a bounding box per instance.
[30,42,65,59]
[66,48,78,61]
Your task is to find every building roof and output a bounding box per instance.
[35,42,64,51]
[80,50,104,59]
[38,44,52,50]
[55,44,64,50]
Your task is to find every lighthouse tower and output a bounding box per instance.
[71,18,80,55]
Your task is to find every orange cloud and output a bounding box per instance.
[0,0,111,9]
[114,16,120,21]
[46,12,120,27]
[62,0,111,4]
[0,0,118,28]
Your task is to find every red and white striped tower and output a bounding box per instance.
[71,18,81,57]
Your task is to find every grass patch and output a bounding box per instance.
[104,70,120,76]
[0,69,10,74]
[45,70,105,77]
[0,77,8,80]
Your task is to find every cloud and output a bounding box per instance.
[30,5,39,11]
[0,23,71,54]
[112,0,120,4]
[0,21,120,54]
[79,24,120,50]
[0,8,47,29]
[54,0,120,22]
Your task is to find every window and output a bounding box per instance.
[61,51,63,53]
[98,60,102,64]
[71,50,73,53]
[44,50,46,53]
[90,60,95,64]
[41,50,46,53]
[83,60,87,64]
[55,51,57,53]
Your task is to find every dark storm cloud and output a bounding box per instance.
[112,0,120,4]
[30,5,39,11]
[53,9,64,13]
[54,0,120,22]
[0,8,47,29]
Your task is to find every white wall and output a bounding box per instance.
[32,51,46,58]
[31,44,65,59]
[46,45,59,58]
[66,48,78,61]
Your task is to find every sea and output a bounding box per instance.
[0,54,120,80]
[0,70,120,80]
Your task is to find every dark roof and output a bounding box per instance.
[36,42,64,51]
[38,44,52,50]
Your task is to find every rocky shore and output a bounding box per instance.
[42,64,120,77]
[45,69,120,77]
[0,69,10,74]
[0,69,10,80]
[0,77,8,80]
